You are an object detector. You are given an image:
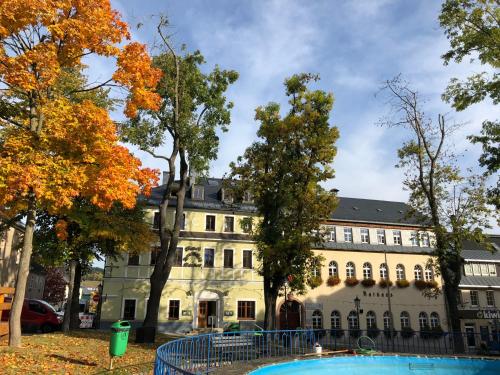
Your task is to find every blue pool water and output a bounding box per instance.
[249,356,500,375]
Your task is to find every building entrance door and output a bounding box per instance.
[279,301,302,330]
[198,300,217,328]
[465,324,476,348]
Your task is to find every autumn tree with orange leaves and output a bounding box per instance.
[0,0,162,347]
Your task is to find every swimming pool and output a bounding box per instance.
[249,356,500,375]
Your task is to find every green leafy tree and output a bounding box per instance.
[380,77,494,351]
[230,74,339,330]
[120,18,238,333]
[439,0,499,207]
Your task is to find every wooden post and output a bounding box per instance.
[109,356,114,370]
[0,287,15,338]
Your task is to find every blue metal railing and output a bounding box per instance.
[154,329,500,374]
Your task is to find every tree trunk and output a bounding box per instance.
[263,278,278,331]
[63,260,77,333]
[9,198,37,347]
[69,260,82,330]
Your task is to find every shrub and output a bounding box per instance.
[367,327,380,338]
[308,276,323,289]
[361,278,376,287]
[430,326,444,338]
[383,328,397,338]
[326,276,341,286]
[378,279,393,288]
[349,329,361,338]
[330,329,344,338]
[344,277,359,287]
[426,280,438,289]
[401,327,415,339]
[414,279,428,290]
[396,279,410,288]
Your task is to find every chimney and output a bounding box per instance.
[162,171,168,185]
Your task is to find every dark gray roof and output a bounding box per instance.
[461,236,500,261]
[146,178,423,226]
[460,275,500,288]
[319,241,434,255]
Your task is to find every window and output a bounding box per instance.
[224,216,234,232]
[168,300,180,320]
[470,290,479,306]
[344,227,353,242]
[400,311,410,328]
[224,249,234,268]
[418,312,429,330]
[243,191,253,203]
[312,310,323,329]
[421,233,430,247]
[174,247,183,267]
[123,299,136,320]
[192,185,204,200]
[377,229,386,244]
[464,263,473,276]
[153,212,160,229]
[128,253,139,266]
[328,261,338,277]
[430,312,440,328]
[396,264,405,280]
[489,264,497,276]
[237,301,255,320]
[393,230,402,245]
[242,218,252,234]
[221,188,233,203]
[205,215,216,231]
[424,266,433,281]
[204,248,215,268]
[414,265,423,280]
[331,310,341,329]
[348,310,359,329]
[383,311,392,330]
[366,311,376,329]
[243,250,253,269]
[363,262,372,279]
[379,263,388,279]
[346,262,356,278]
[29,301,46,314]
[312,262,321,278]
[360,228,370,243]
[150,247,160,266]
[329,229,336,242]
[472,263,481,275]
[410,232,419,246]
[486,291,495,307]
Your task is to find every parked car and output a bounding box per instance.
[21,299,63,333]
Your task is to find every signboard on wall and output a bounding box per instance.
[458,309,500,319]
[305,303,323,310]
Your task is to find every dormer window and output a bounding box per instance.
[243,191,253,203]
[192,185,204,200]
[221,188,233,203]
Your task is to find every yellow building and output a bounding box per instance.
[101,178,448,334]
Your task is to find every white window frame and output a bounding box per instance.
[204,247,215,268]
[396,264,405,280]
[393,230,402,245]
[344,227,353,243]
[430,312,440,328]
[168,299,181,320]
[410,232,419,246]
[486,290,495,307]
[348,311,359,329]
[380,263,388,279]
[414,265,423,281]
[331,311,341,329]
[366,311,376,329]
[236,299,257,321]
[418,312,429,330]
[329,230,336,242]
[400,311,410,328]
[328,261,338,277]
[223,215,235,233]
[346,262,355,278]
[470,290,479,306]
[312,310,323,329]
[223,248,234,269]
[377,229,386,244]
[205,214,216,232]
[362,262,372,279]
[242,250,253,269]
[383,311,392,329]
[424,266,433,281]
[360,228,370,244]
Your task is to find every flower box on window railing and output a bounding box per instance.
[430,326,444,338]
[349,329,361,338]
[326,276,341,286]
[426,280,438,289]
[383,328,397,338]
[400,327,415,339]
[361,278,376,287]
[396,279,410,288]
[330,329,344,338]
[308,276,323,289]
[414,279,428,290]
[344,277,359,287]
[367,327,381,338]
[378,279,393,288]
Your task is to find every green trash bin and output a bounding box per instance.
[109,320,131,357]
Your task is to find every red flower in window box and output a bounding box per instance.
[414,279,428,290]
[396,279,410,288]
[344,277,359,287]
[378,278,393,288]
[361,278,376,287]
[327,276,341,286]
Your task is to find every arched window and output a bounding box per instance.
[329,261,338,277]
[419,312,429,330]
[312,310,323,329]
[424,266,433,281]
[331,310,341,329]
[414,265,423,281]
[366,311,376,329]
[400,311,410,328]
[363,262,372,279]
[383,311,392,329]
[312,260,321,278]
[396,264,405,280]
[348,310,359,329]
[346,262,356,278]
[379,263,388,279]
[430,312,440,328]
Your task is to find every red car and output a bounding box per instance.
[21,299,63,333]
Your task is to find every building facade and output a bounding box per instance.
[101,178,450,335]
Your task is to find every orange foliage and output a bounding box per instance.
[55,220,69,241]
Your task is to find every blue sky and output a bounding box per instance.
[96,0,498,203]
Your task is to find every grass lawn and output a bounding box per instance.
[0,329,175,374]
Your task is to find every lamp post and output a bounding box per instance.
[284,280,288,330]
[354,296,360,330]
[383,248,395,352]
